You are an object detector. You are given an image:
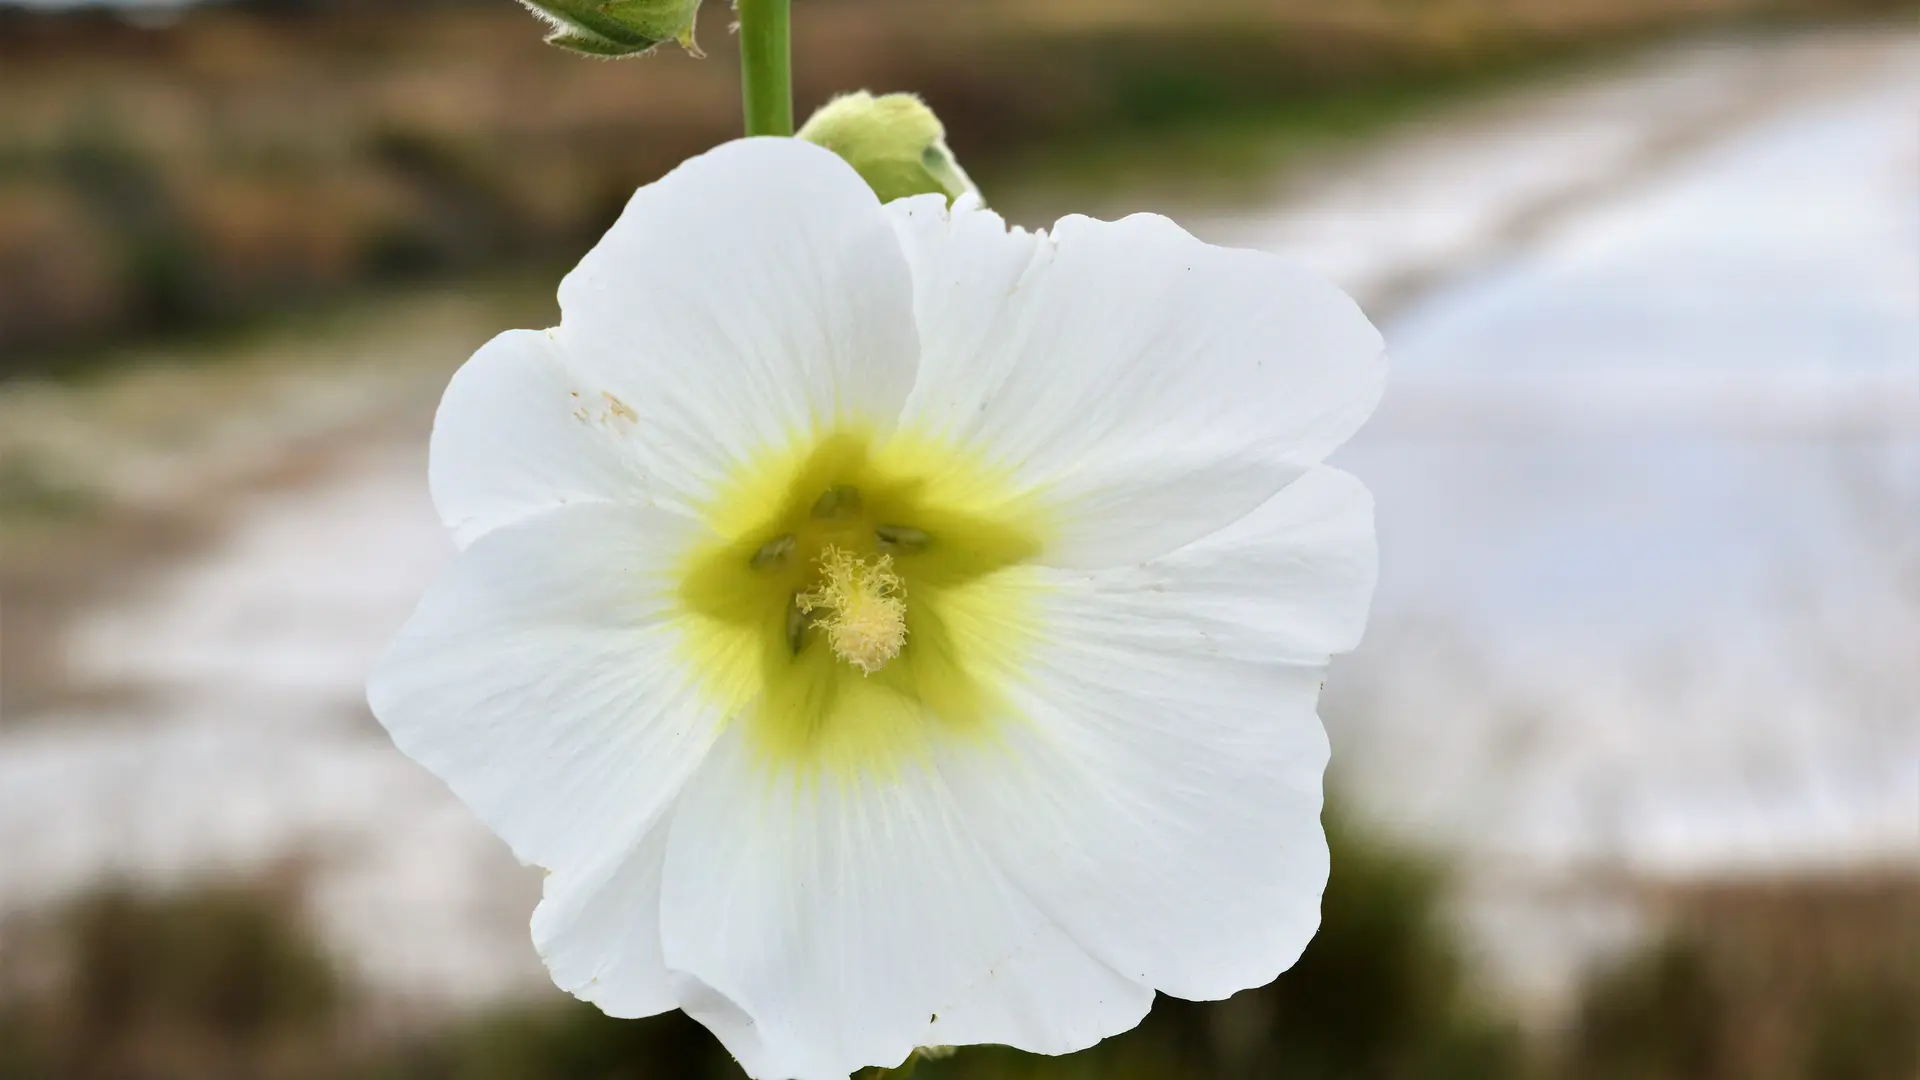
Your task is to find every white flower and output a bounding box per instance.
[367,137,1383,1080]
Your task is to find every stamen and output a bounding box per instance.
[795,546,908,674]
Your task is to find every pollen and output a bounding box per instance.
[796,546,908,675]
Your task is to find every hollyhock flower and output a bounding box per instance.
[367,136,1383,1079]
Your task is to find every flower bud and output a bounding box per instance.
[516,0,703,58]
[798,92,975,205]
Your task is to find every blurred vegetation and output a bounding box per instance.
[1,0,1912,371]
[1563,874,1920,1080]
[0,880,343,1080]
[3,815,1914,1080]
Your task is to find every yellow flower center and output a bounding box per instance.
[675,429,1048,778]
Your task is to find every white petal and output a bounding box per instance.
[556,138,920,508]
[915,901,1153,1059]
[672,972,796,1079]
[429,328,661,548]
[532,815,676,1018]
[367,503,723,877]
[886,195,1383,567]
[658,729,1153,1080]
[939,468,1377,1000]
[1063,466,1378,663]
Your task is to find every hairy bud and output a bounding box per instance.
[798,92,975,204]
[516,0,703,58]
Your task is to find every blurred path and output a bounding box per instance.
[2,27,1914,1010]
[1328,33,1917,875]
[0,296,553,1006]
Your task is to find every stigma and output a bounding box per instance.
[797,546,908,674]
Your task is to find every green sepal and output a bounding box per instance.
[545,29,654,57]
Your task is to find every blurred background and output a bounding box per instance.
[1,0,1915,1077]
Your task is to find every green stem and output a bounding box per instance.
[737,0,793,136]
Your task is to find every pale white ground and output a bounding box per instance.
[1328,62,1920,876]
[1222,30,1920,1008]
[1,28,1913,1013]
[1188,28,1920,875]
